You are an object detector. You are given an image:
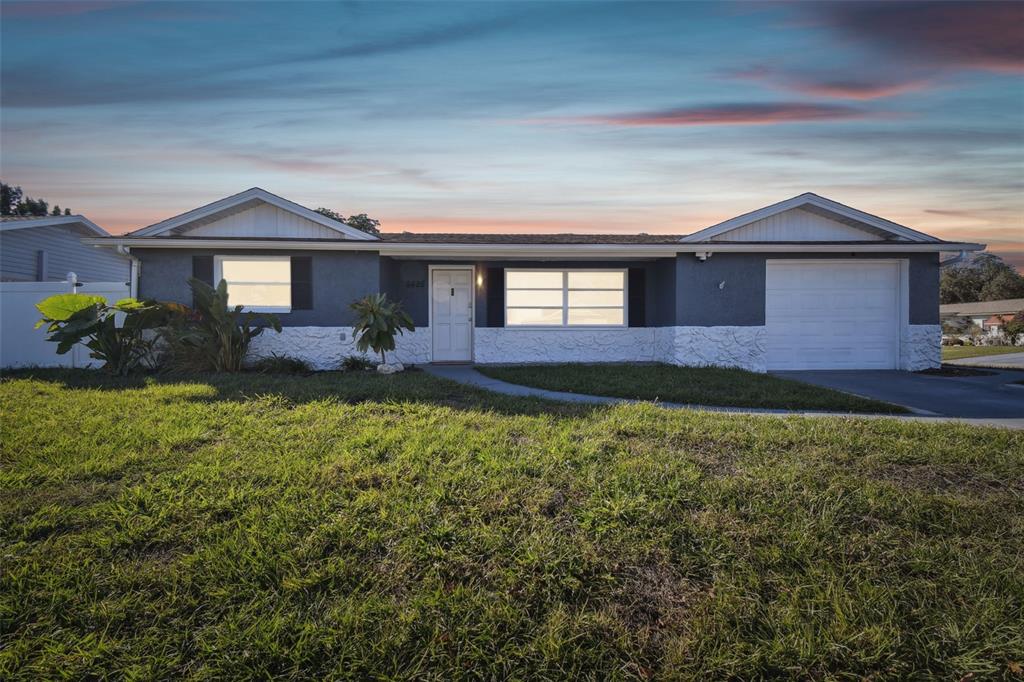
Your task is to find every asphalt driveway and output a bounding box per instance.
[774,368,1024,419]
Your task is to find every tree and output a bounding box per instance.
[314,207,382,236]
[1003,312,1024,346]
[344,213,381,236]
[940,252,1024,304]
[350,293,414,367]
[1,182,23,215]
[0,181,72,216]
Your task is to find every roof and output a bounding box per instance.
[378,232,685,244]
[681,192,940,244]
[0,214,108,236]
[128,187,378,241]
[940,299,1024,316]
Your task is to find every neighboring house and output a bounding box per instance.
[1,215,130,284]
[84,188,984,372]
[940,299,1024,338]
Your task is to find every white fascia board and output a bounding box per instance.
[129,187,379,241]
[0,215,108,236]
[82,237,986,256]
[681,192,939,244]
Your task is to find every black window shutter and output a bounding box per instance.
[486,267,504,327]
[628,268,646,327]
[192,255,214,308]
[291,256,313,310]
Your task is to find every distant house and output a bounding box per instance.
[82,187,985,372]
[940,299,1024,337]
[0,215,130,284]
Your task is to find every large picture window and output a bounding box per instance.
[505,269,626,327]
[214,255,292,313]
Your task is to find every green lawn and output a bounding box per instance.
[943,345,1021,361]
[2,369,1022,679]
[476,363,905,412]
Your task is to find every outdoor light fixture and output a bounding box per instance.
[476,273,484,288]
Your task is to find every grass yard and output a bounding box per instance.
[476,363,904,413]
[2,369,1023,679]
[943,345,1021,361]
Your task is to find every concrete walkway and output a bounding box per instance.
[423,364,1024,430]
[946,352,1024,369]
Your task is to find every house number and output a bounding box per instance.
[404,280,425,288]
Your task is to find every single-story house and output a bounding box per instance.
[940,298,1024,337]
[1,215,130,284]
[84,188,984,372]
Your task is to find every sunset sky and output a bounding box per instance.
[2,1,1022,267]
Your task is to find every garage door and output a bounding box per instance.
[765,261,900,370]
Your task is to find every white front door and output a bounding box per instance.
[431,268,473,362]
[765,260,901,370]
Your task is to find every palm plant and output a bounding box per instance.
[350,293,415,366]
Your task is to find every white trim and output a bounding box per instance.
[682,193,939,244]
[83,236,985,256]
[503,267,628,329]
[0,214,108,236]
[213,254,293,314]
[129,187,378,241]
[428,264,475,362]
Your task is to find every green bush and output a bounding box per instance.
[341,354,375,372]
[35,294,169,375]
[160,279,282,372]
[251,353,312,374]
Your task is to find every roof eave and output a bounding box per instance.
[83,236,986,257]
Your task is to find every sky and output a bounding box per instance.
[1,0,1022,268]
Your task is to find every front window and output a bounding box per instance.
[214,255,292,313]
[505,269,626,327]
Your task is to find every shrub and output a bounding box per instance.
[161,278,282,372]
[251,353,312,374]
[1004,311,1024,346]
[349,293,414,365]
[340,354,375,372]
[35,294,169,375]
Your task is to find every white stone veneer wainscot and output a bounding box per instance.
[248,326,432,370]
[901,324,941,371]
[661,326,767,373]
[473,327,659,364]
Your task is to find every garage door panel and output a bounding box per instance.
[765,261,900,370]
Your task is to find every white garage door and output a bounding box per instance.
[765,261,901,370]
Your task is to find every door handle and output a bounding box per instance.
[450,288,454,296]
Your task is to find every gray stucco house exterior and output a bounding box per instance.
[85,188,984,372]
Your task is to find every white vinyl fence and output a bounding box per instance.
[0,278,131,369]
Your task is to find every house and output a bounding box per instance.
[940,299,1024,338]
[1,214,130,284]
[83,188,984,372]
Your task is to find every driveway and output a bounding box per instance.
[773,368,1024,419]
[946,352,1024,369]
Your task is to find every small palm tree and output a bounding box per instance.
[350,293,415,366]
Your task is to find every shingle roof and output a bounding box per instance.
[378,232,685,244]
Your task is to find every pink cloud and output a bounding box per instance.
[532,103,877,127]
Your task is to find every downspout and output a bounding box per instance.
[117,244,140,298]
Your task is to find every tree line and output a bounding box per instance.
[1,182,73,217]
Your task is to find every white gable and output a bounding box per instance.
[130,187,378,240]
[709,207,885,242]
[682,193,938,244]
[183,203,345,239]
